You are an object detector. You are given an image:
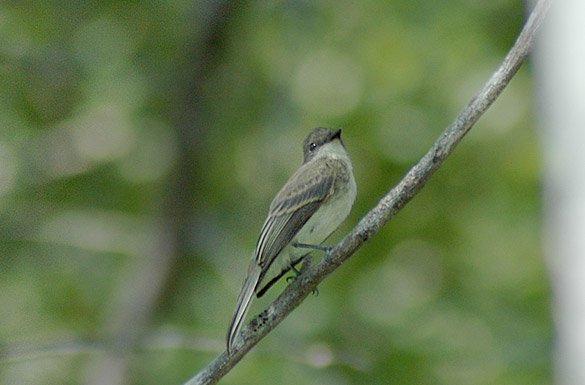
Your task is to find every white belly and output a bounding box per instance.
[295,182,356,246]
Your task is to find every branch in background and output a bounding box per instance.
[81,2,242,385]
[183,0,551,384]
[159,0,246,303]
[0,330,222,365]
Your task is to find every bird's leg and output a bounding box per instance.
[286,255,310,281]
[292,242,333,262]
[292,243,336,296]
[285,254,319,295]
[286,264,300,283]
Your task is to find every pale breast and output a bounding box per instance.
[295,159,356,246]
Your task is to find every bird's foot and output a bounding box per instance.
[286,263,302,282]
[285,254,319,295]
[288,250,321,295]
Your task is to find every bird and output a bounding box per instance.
[226,127,356,354]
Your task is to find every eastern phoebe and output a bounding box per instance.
[226,127,356,353]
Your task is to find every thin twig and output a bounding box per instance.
[183,0,551,383]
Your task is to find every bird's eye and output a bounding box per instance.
[309,142,317,151]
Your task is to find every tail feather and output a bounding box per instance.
[227,261,261,353]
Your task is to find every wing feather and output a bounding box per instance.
[253,158,336,280]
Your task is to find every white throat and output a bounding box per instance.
[315,140,351,167]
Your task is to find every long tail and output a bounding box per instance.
[227,260,261,353]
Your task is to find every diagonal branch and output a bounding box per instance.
[183,0,551,384]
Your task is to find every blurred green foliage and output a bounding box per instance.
[0,0,550,384]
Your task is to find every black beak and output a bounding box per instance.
[331,127,342,140]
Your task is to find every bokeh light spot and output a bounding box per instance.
[292,50,364,118]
